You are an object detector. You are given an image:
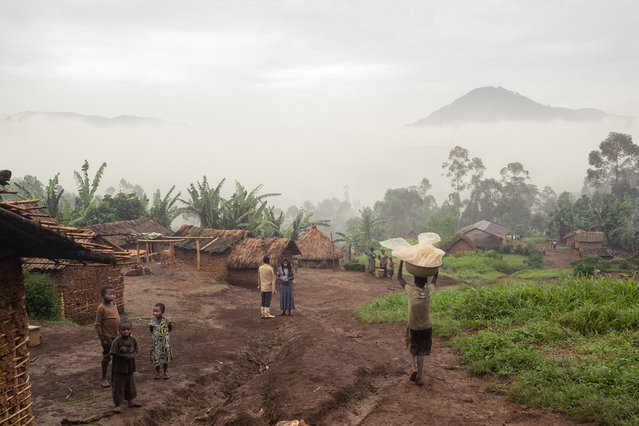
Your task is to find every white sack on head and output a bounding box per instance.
[380,232,446,268]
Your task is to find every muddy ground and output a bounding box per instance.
[30,263,583,425]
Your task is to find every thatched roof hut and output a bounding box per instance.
[0,200,116,425]
[172,225,253,281]
[88,218,171,248]
[295,225,343,267]
[447,220,510,253]
[226,237,301,287]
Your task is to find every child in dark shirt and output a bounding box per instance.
[110,319,141,413]
[95,285,120,387]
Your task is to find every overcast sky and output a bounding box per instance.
[1,0,638,206]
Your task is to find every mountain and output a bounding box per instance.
[410,86,613,126]
[2,111,166,127]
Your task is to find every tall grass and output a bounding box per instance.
[354,277,639,425]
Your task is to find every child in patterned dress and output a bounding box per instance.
[149,303,173,379]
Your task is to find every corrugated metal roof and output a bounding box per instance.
[456,220,509,239]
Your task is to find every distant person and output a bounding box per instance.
[277,258,295,316]
[380,250,389,277]
[388,257,395,278]
[95,285,121,388]
[552,241,557,250]
[397,260,437,386]
[149,303,173,379]
[258,255,277,319]
[367,248,377,274]
[110,319,141,413]
[0,170,11,188]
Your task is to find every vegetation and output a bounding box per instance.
[440,250,529,285]
[24,271,61,320]
[355,277,639,425]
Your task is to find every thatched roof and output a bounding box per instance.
[87,218,170,244]
[296,225,343,260]
[0,200,127,270]
[173,225,252,254]
[563,230,605,243]
[227,237,301,270]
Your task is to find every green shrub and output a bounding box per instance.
[343,262,366,272]
[572,255,604,276]
[24,271,61,320]
[527,249,544,269]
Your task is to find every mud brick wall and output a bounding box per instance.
[174,249,230,282]
[575,241,604,250]
[0,256,33,425]
[228,269,259,289]
[50,265,124,324]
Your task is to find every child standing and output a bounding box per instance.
[149,303,173,379]
[388,257,395,278]
[95,285,120,387]
[110,319,141,412]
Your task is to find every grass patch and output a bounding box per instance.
[355,277,639,425]
[440,250,529,284]
[509,268,572,281]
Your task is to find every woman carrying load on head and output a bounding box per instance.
[277,258,295,316]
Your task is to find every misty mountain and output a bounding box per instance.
[2,111,166,127]
[410,86,614,126]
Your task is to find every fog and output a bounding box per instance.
[1,0,638,209]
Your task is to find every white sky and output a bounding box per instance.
[1,0,638,206]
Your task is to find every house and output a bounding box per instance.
[447,220,510,254]
[226,238,301,287]
[0,199,115,425]
[172,225,252,282]
[562,230,609,258]
[295,224,343,268]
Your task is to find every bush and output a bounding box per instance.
[343,262,366,272]
[24,271,61,320]
[527,249,544,269]
[572,256,604,277]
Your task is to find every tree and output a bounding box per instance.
[149,186,182,230]
[180,176,225,228]
[355,208,384,248]
[497,162,538,231]
[374,187,426,237]
[220,181,280,232]
[285,210,329,241]
[83,193,147,225]
[549,192,574,239]
[586,132,639,199]
[44,173,65,220]
[334,230,361,262]
[71,160,107,224]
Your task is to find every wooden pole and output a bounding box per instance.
[196,239,201,271]
[170,242,175,275]
[330,232,336,271]
[146,242,150,263]
[136,241,140,265]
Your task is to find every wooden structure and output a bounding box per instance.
[447,220,510,254]
[172,225,252,281]
[227,237,301,287]
[88,218,170,252]
[0,199,115,425]
[7,200,128,323]
[295,225,343,269]
[562,230,608,258]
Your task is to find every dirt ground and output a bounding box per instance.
[29,263,585,426]
[536,243,575,269]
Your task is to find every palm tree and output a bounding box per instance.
[334,230,361,262]
[180,176,225,228]
[357,207,384,248]
[149,185,182,230]
[286,210,330,241]
[44,173,65,220]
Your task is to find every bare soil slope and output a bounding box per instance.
[30,265,582,425]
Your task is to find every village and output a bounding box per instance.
[2,184,636,425]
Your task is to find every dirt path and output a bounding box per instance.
[536,243,575,269]
[30,265,583,425]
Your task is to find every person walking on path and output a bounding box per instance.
[258,255,277,319]
[277,258,295,316]
[367,248,377,274]
[397,260,437,386]
[380,249,389,277]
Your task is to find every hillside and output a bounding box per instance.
[2,111,165,127]
[411,86,612,126]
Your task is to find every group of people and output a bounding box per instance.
[94,286,173,413]
[257,256,296,318]
[367,247,395,278]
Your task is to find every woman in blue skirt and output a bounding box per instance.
[277,258,295,316]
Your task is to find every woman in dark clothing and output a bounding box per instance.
[277,258,296,315]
